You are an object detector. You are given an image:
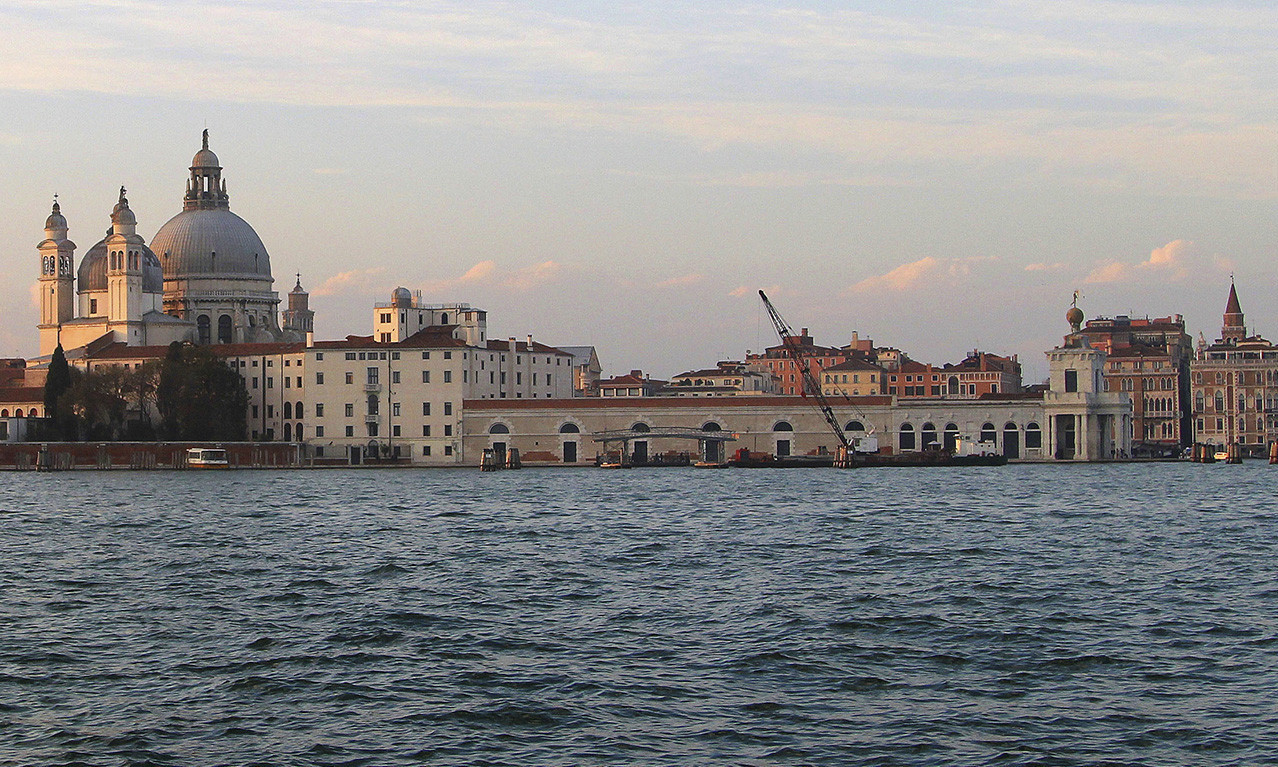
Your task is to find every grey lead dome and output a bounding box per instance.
[151,208,272,279]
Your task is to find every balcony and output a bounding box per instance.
[364,382,381,392]
[365,413,380,424]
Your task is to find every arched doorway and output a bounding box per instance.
[702,421,723,463]
[1003,422,1020,459]
[631,422,650,464]
[943,423,960,452]
[773,420,793,457]
[559,422,580,463]
[489,422,510,463]
[217,314,233,344]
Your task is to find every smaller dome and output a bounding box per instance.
[192,128,220,168]
[392,286,413,308]
[1066,306,1084,328]
[192,148,220,168]
[45,200,67,231]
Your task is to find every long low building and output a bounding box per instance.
[462,343,1133,465]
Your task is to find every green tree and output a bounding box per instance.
[156,343,248,440]
[43,344,72,438]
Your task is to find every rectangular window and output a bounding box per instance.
[316,425,324,437]
[422,402,431,416]
[316,353,324,361]
[345,372,353,385]
[266,405,274,418]
[345,403,354,417]
[444,424,453,436]
[443,351,452,360]
[346,425,354,437]
[316,404,324,417]
[1065,370,1078,392]
[252,377,259,389]
[444,370,452,383]
[345,352,356,360]
[422,425,431,436]
[284,377,291,389]
[392,371,400,384]
[392,352,400,360]
[516,372,522,385]
[422,370,430,383]
[392,403,401,417]
[316,372,324,385]
[423,445,431,456]
[393,425,401,437]
[422,352,430,360]
[444,445,453,456]
[444,402,453,416]
[296,377,302,388]
[252,405,259,418]
[267,378,274,388]
[367,367,379,385]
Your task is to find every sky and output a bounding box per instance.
[2,0,1276,382]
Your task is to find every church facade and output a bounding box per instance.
[37,132,312,357]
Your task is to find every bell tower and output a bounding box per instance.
[38,197,76,356]
[105,187,145,342]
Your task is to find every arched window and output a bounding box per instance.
[367,395,379,416]
[13,409,22,418]
[899,423,916,450]
[632,422,651,433]
[295,424,303,440]
[284,422,292,441]
[1,409,8,418]
[197,315,211,345]
[295,402,303,420]
[773,421,793,432]
[703,421,722,432]
[283,401,293,419]
[559,422,580,433]
[980,422,997,442]
[1025,422,1042,449]
[489,423,510,434]
[217,314,233,344]
[845,420,865,433]
[948,376,959,395]
[943,423,960,451]
[1215,392,1225,412]
[1195,391,1204,413]
[921,422,938,448]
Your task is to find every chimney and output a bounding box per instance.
[305,331,314,348]
[527,334,533,349]
[509,337,517,352]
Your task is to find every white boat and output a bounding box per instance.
[187,448,229,468]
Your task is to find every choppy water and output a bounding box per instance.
[2,463,1277,766]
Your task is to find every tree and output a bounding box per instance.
[155,343,247,440]
[43,344,72,438]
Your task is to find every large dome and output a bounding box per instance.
[151,208,272,280]
[78,233,165,293]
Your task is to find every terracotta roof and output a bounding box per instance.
[825,359,884,373]
[465,395,895,410]
[483,339,571,355]
[0,386,44,404]
[1226,283,1242,315]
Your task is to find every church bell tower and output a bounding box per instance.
[105,187,145,343]
[38,197,76,356]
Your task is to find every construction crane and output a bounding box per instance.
[758,290,854,453]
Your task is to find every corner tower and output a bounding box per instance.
[37,197,76,355]
[1222,282,1246,344]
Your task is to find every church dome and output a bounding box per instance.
[45,200,67,231]
[192,147,220,169]
[77,231,165,293]
[150,208,272,280]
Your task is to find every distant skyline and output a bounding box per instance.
[3,0,1275,381]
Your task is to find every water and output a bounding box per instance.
[2,463,1277,766]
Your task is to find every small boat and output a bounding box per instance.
[187,447,229,468]
[693,461,729,469]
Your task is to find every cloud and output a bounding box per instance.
[418,260,564,294]
[1085,239,1214,283]
[848,256,996,294]
[312,267,386,297]
[1085,261,1130,284]
[1025,262,1067,272]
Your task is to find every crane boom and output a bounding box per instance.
[758,290,850,450]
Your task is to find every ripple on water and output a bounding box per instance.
[2,464,1278,765]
